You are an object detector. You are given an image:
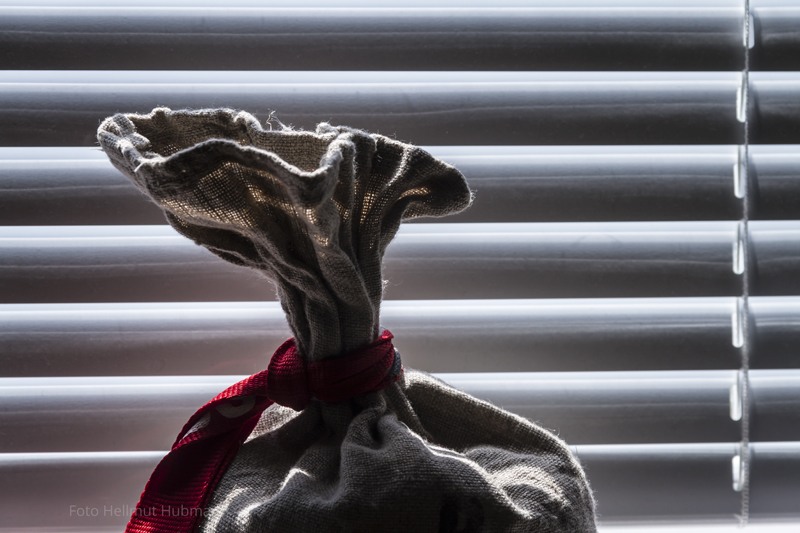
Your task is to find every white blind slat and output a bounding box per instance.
[0,298,742,376]
[0,222,748,302]
[3,146,799,224]
[5,298,799,375]
[0,370,748,452]
[0,7,748,71]
[0,70,749,147]
[2,371,795,452]
[2,442,797,526]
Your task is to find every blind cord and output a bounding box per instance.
[738,0,752,527]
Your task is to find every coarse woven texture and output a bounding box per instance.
[200,370,597,533]
[121,331,403,533]
[97,107,472,361]
[97,108,597,532]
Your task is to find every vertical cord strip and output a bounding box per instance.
[738,0,752,527]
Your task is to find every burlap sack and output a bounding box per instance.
[98,107,597,533]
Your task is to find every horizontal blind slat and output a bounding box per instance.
[1,371,793,451]
[749,442,800,518]
[751,75,800,144]
[750,297,800,368]
[0,222,748,302]
[0,298,746,376]
[1,6,797,71]
[0,7,748,72]
[0,371,744,451]
[2,71,794,146]
[0,302,288,377]
[2,442,796,526]
[3,146,798,224]
[577,441,800,520]
[576,442,740,520]
[0,159,167,226]
[0,71,753,146]
[0,450,163,530]
[0,0,761,6]
[750,221,800,295]
[5,299,799,376]
[754,8,800,71]
[750,371,800,442]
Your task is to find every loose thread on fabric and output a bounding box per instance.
[738,0,752,527]
[97,106,599,533]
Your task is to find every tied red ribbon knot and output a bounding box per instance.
[125,329,402,533]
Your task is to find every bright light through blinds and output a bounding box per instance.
[1,0,799,530]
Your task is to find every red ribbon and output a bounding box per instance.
[125,329,401,533]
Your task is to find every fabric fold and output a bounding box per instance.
[98,108,597,533]
[125,331,401,533]
[98,107,472,362]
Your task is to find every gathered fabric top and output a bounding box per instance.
[97,108,472,362]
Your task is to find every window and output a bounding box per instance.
[1,0,799,530]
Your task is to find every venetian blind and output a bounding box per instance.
[0,0,799,531]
